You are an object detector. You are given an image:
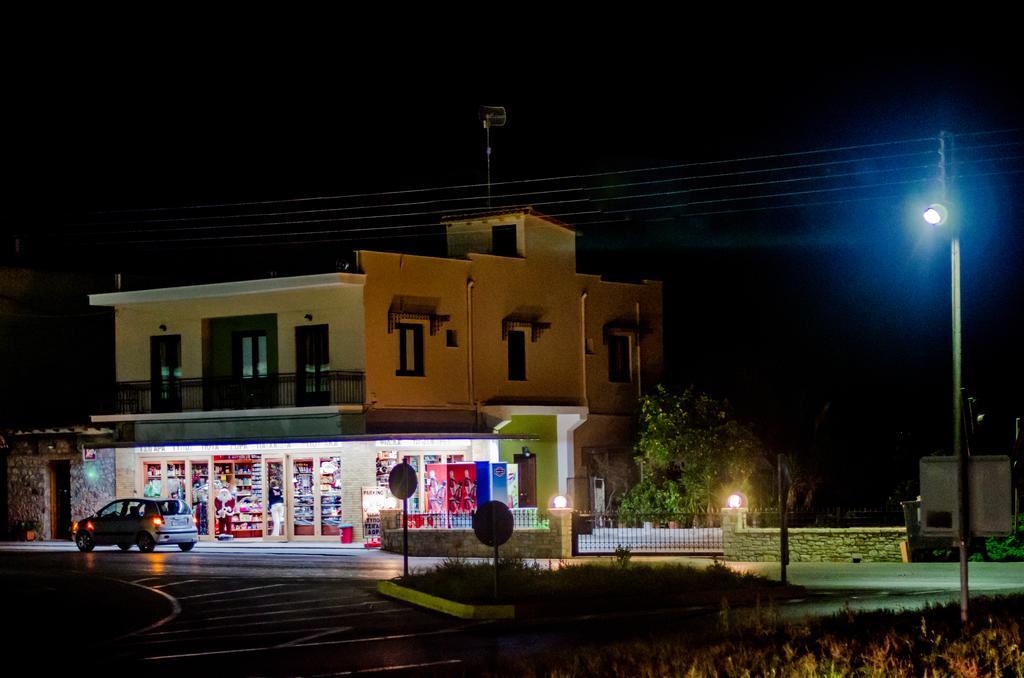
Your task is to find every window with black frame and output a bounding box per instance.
[297,324,330,406]
[608,334,631,383]
[507,329,526,381]
[396,323,424,376]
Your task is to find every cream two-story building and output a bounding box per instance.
[86,209,662,542]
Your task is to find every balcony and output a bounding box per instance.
[110,371,365,415]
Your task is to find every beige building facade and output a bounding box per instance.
[84,209,662,543]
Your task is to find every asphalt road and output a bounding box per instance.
[3,542,1023,676]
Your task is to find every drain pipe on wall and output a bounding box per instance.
[635,300,643,398]
[580,291,589,409]
[467,278,476,409]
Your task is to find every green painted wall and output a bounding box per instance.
[498,415,557,508]
[207,314,279,378]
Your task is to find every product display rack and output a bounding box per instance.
[293,459,315,535]
[215,458,264,538]
[191,462,210,536]
[320,456,343,536]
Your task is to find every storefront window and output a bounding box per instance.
[320,456,343,536]
[167,461,186,500]
[213,455,264,539]
[143,462,162,498]
[190,460,210,536]
[266,460,285,538]
[293,458,314,536]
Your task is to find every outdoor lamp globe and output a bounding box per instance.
[924,203,948,226]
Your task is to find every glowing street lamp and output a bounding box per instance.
[923,203,948,226]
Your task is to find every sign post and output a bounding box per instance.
[778,454,790,585]
[388,462,418,578]
[473,500,514,601]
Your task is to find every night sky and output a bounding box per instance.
[6,41,1022,505]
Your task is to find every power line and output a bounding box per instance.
[70,149,939,232]
[72,158,937,238]
[88,134,940,216]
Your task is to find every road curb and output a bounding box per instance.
[377,580,516,619]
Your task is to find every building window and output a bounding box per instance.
[233,331,268,379]
[608,334,631,383]
[396,323,424,376]
[492,224,517,257]
[150,335,182,412]
[446,329,458,347]
[297,324,330,406]
[508,329,526,381]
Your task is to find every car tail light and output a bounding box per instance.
[86,521,95,532]
[193,516,198,525]
[72,521,79,533]
[153,517,164,526]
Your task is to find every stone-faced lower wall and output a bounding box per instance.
[6,435,116,539]
[722,509,905,563]
[380,509,573,559]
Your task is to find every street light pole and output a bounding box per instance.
[925,131,967,622]
[937,130,969,623]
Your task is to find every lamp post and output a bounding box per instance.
[925,130,969,623]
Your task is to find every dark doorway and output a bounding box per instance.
[514,452,537,507]
[50,460,72,540]
[0,447,8,540]
[296,325,330,406]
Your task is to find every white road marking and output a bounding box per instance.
[126,625,356,646]
[189,589,302,605]
[176,584,286,600]
[144,608,397,637]
[311,659,464,676]
[114,578,182,639]
[152,579,200,589]
[195,592,375,612]
[204,600,397,622]
[275,626,354,647]
[141,625,477,661]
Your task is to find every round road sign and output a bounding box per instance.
[388,462,418,500]
[473,500,514,547]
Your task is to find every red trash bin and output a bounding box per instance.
[339,524,353,544]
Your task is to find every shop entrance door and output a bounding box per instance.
[265,458,286,541]
[50,460,72,540]
[514,453,537,507]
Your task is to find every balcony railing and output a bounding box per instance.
[110,371,365,414]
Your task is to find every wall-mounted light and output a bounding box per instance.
[159,324,167,332]
[304,314,313,322]
[521,446,531,457]
[551,495,569,509]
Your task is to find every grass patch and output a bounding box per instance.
[396,557,780,606]
[491,594,1024,676]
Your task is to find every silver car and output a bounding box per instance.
[73,498,199,552]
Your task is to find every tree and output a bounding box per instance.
[619,385,769,520]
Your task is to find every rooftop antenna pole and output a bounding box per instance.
[479,106,507,208]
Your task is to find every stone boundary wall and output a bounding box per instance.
[6,436,116,539]
[722,509,905,563]
[380,509,573,559]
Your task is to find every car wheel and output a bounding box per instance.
[178,542,196,552]
[75,531,95,552]
[116,543,132,551]
[137,533,156,553]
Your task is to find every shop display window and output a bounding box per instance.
[320,456,343,536]
[293,459,315,536]
[191,461,210,536]
[167,461,186,500]
[143,462,162,498]
[213,456,264,539]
